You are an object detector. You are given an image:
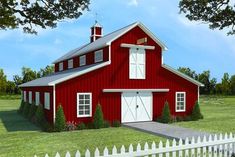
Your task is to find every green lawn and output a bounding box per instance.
[174,95,235,133]
[0,100,165,157]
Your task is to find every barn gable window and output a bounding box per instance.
[29,91,32,104]
[129,48,146,79]
[68,59,73,69]
[94,50,103,63]
[23,91,27,102]
[44,92,50,110]
[59,62,63,71]
[35,92,40,106]
[79,55,86,66]
[175,92,186,112]
[77,93,92,117]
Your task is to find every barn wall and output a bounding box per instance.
[55,26,198,124]
[21,86,54,123]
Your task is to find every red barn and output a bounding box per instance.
[19,22,203,124]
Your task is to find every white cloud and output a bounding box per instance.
[128,0,138,6]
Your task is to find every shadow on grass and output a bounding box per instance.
[0,110,40,132]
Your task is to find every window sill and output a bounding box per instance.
[77,115,92,118]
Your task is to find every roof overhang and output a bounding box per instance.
[121,43,155,50]
[103,89,169,93]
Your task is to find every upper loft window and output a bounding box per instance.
[68,59,73,69]
[80,55,86,66]
[94,50,103,63]
[59,62,63,71]
[175,92,186,112]
[129,48,146,79]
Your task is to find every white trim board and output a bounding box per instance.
[121,43,155,50]
[103,89,169,92]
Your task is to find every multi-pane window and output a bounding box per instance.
[77,93,92,117]
[59,62,63,71]
[176,92,186,112]
[35,92,40,106]
[68,59,73,69]
[29,91,32,104]
[79,55,86,66]
[94,50,103,63]
[44,93,50,110]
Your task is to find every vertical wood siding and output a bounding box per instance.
[55,26,198,124]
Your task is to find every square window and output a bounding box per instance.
[79,55,86,66]
[77,93,92,117]
[94,50,103,63]
[59,62,63,71]
[85,94,90,99]
[68,59,73,69]
[176,92,186,112]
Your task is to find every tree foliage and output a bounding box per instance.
[93,104,104,129]
[0,0,90,34]
[55,105,66,132]
[191,101,203,120]
[179,0,235,35]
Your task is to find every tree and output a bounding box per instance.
[55,105,66,132]
[221,73,231,95]
[0,69,7,93]
[179,0,235,35]
[230,75,235,95]
[93,104,104,129]
[191,101,203,120]
[160,101,171,123]
[38,65,54,77]
[178,67,198,80]
[22,67,37,83]
[0,0,90,34]
[198,71,211,94]
[13,75,23,94]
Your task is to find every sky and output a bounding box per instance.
[0,0,234,82]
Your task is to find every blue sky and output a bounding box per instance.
[0,0,234,82]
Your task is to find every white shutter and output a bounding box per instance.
[129,48,145,79]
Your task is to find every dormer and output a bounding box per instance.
[90,21,102,42]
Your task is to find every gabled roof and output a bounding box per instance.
[53,22,167,64]
[162,64,204,87]
[19,61,110,87]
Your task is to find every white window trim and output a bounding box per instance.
[44,92,50,110]
[59,62,63,71]
[23,91,27,102]
[77,93,92,118]
[129,48,146,79]
[175,92,186,112]
[35,92,40,106]
[28,91,32,104]
[79,55,86,66]
[68,59,73,69]
[94,50,103,63]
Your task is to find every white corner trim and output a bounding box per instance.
[121,43,155,50]
[53,85,56,124]
[103,89,169,92]
[48,61,111,86]
[175,91,186,112]
[162,64,204,87]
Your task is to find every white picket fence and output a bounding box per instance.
[36,133,235,157]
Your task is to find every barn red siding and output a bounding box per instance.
[55,26,198,124]
[21,86,54,123]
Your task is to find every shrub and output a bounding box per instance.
[18,100,25,114]
[102,120,110,128]
[54,105,66,132]
[66,121,77,131]
[191,101,203,121]
[23,102,30,117]
[42,122,54,132]
[77,122,86,130]
[35,104,46,126]
[93,104,104,129]
[87,122,94,129]
[112,120,121,127]
[28,102,38,120]
[159,101,171,123]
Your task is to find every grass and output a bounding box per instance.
[174,95,235,133]
[0,94,21,100]
[0,99,165,157]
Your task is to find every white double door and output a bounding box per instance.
[121,92,152,123]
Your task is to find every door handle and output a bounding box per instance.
[136,105,139,108]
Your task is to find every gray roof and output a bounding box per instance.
[19,62,110,87]
[53,22,167,64]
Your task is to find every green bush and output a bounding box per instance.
[159,101,171,123]
[54,105,66,132]
[93,104,104,129]
[77,122,86,130]
[86,122,94,129]
[102,120,110,128]
[23,102,30,117]
[35,104,46,126]
[191,101,203,121]
[112,120,121,127]
[28,102,38,120]
[18,100,25,114]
